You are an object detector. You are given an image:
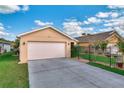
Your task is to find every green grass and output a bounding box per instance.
[88,62,124,76]
[0,52,29,88]
[80,53,116,65]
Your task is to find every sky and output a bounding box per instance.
[0,5,124,41]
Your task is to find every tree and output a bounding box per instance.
[117,41,124,67]
[94,40,108,54]
[13,38,20,56]
[117,41,124,54]
[99,41,108,53]
[117,41,124,65]
[94,40,101,50]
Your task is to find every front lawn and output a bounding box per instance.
[80,53,116,65]
[0,52,29,88]
[88,62,124,76]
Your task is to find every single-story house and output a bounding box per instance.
[18,26,77,63]
[0,42,11,54]
[76,31,123,47]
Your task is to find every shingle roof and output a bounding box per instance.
[76,31,115,42]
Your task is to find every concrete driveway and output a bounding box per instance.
[28,58,124,88]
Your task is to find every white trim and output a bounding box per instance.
[106,31,124,41]
[18,26,78,42]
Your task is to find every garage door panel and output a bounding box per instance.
[28,42,65,60]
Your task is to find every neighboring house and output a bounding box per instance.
[76,31,123,47]
[18,26,77,63]
[0,42,11,54]
[76,31,124,54]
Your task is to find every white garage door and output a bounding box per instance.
[27,42,65,60]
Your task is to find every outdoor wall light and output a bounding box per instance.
[48,36,51,38]
[23,42,25,45]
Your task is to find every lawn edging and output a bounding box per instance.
[87,62,124,76]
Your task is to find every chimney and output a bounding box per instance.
[87,33,91,35]
[82,33,86,36]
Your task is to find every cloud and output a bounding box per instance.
[63,19,86,37]
[0,5,20,14]
[96,12,119,18]
[104,16,124,27]
[34,20,53,26]
[108,5,124,9]
[99,26,124,37]
[0,23,4,31]
[0,23,5,31]
[96,12,110,18]
[82,27,94,32]
[83,17,102,24]
[104,23,116,27]
[111,12,119,18]
[88,17,101,23]
[103,17,124,36]
[82,5,124,37]
[22,5,29,11]
[0,31,9,36]
[0,22,16,40]
[0,23,3,26]
[0,23,9,36]
[104,21,123,27]
[0,5,29,14]
[115,26,124,36]
[99,27,113,32]
[83,21,90,25]
[0,26,5,31]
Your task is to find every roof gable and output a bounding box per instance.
[76,31,123,42]
[18,26,77,41]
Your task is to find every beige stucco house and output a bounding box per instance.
[18,26,77,63]
[76,31,123,47]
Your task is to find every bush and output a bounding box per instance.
[71,45,81,58]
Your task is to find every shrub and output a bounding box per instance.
[71,45,81,58]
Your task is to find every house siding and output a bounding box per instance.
[78,34,120,47]
[106,34,120,44]
[19,28,76,63]
[78,42,92,47]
